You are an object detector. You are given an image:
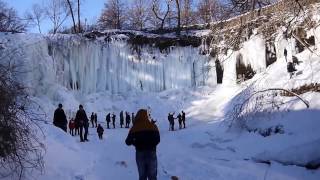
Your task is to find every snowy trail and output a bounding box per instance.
[40,111,320,180]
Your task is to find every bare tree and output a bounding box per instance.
[98,0,126,29]
[0,44,45,180]
[128,0,149,30]
[229,0,275,13]
[0,0,26,32]
[65,0,77,33]
[197,0,225,24]
[44,0,70,34]
[151,0,171,30]
[181,0,195,27]
[25,4,45,34]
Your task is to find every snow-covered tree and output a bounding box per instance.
[0,0,26,32]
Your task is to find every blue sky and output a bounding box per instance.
[3,0,106,33]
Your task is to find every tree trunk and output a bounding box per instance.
[175,0,181,36]
[77,0,81,33]
[66,0,77,33]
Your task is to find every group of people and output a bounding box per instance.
[54,104,175,179]
[53,104,139,142]
[168,111,186,131]
[105,111,135,129]
[53,104,103,142]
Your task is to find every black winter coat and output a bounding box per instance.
[106,114,111,122]
[53,108,67,127]
[97,126,104,134]
[75,109,89,127]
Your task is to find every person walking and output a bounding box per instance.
[97,124,104,140]
[90,112,95,128]
[75,105,89,142]
[125,109,160,180]
[106,113,111,129]
[112,113,116,129]
[53,103,68,132]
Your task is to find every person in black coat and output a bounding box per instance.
[94,113,98,127]
[168,113,175,131]
[120,111,124,128]
[75,104,89,142]
[112,113,116,129]
[125,112,131,128]
[97,124,104,139]
[125,109,160,180]
[90,112,95,128]
[177,113,182,129]
[181,111,186,128]
[106,113,111,129]
[131,112,135,125]
[53,104,68,132]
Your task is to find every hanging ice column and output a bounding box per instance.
[49,34,212,94]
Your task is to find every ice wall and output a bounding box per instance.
[0,33,213,95]
[47,35,212,94]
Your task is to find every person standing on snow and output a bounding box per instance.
[125,111,131,128]
[168,113,175,131]
[53,103,68,132]
[120,111,124,128]
[131,112,135,125]
[284,48,288,62]
[177,113,182,129]
[106,113,111,129]
[69,118,75,136]
[75,104,89,142]
[94,113,98,127]
[125,109,160,180]
[97,124,104,140]
[112,112,116,129]
[181,111,186,128]
[90,112,95,128]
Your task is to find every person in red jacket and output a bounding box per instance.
[125,109,160,180]
[69,118,75,136]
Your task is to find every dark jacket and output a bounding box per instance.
[125,109,160,152]
[75,109,89,127]
[97,125,104,134]
[120,111,124,124]
[90,114,94,121]
[106,113,111,122]
[53,108,67,127]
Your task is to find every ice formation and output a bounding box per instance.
[0,31,301,96]
[4,33,214,95]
